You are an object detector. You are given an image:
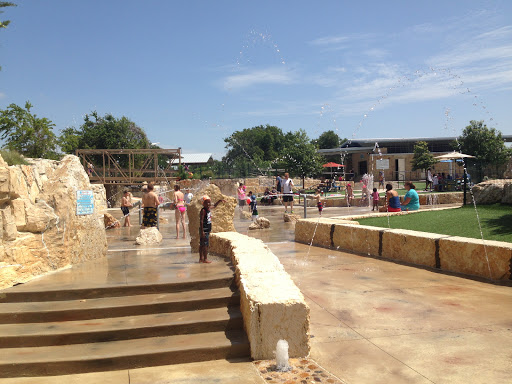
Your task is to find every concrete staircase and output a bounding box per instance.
[0,265,249,378]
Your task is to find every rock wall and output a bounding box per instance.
[187,184,237,253]
[295,216,511,281]
[0,155,108,289]
[209,232,310,359]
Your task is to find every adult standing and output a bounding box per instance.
[401,181,420,211]
[379,183,401,212]
[141,183,160,228]
[237,183,246,210]
[426,168,433,191]
[276,174,282,196]
[281,172,294,213]
[174,184,187,239]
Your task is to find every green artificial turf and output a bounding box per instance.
[358,204,512,243]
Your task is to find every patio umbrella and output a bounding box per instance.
[322,162,344,178]
[434,152,475,205]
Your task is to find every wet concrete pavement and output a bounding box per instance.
[2,203,511,383]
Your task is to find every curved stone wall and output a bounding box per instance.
[296,217,511,281]
[209,232,310,359]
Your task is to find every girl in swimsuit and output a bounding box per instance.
[379,183,401,212]
[174,184,187,239]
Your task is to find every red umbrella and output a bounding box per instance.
[322,162,344,168]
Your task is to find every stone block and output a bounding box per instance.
[333,224,380,256]
[439,236,512,280]
[295,218,337,248]
[11,199,27,229]
[381,229,447,267]
[209,232,310,360]
[8,167,29,200]
[24,200,59,233]
[0,167,9,199]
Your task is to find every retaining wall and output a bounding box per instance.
[295,217,511,281]
[209,232,310,359]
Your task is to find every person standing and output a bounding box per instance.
[426,168,433,191]
[276,174,282,196]
[199,195,225,264]
[237,183,246,210]
[141,183,160,228]
[281,173,294,213]
[372,188,380,211]
[121,189,133,227]
[174,184,187,239]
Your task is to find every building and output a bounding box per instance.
[318,136,512,182]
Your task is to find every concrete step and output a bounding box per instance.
[0,330,250,377]
[0,287,240,323]
[0,273,235,303]
[0,306,244,348]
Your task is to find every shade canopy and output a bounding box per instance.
[322,162,344,168]
[434,152,476,160]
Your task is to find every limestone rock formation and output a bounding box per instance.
[104,213,121,229]
[248,217,270,230]
[0,154,108,289]
[135,227,163,245]
[187,184,237,253]
[240,210,252,220]
[472,179,512,204]
[284,213,301,223]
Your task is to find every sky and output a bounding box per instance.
[0,0,511,159]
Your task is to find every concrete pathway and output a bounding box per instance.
[1,203,511,383]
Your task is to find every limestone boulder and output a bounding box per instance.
[248,217,270,230]
[104,213,120,229]
[135,227,163,245]
[187,184,237,253]
[472,180,512,204]
[240,210,252,220]
[284,213,301,223]
[0,154,108,289]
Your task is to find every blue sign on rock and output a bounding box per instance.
[77,190,94,215]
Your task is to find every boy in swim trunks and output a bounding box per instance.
[313,189,323,216]
[121,189,133,227]
[199,195,225,263]
[141,183,160,228]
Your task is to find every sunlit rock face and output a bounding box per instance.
[187,184,237,253]
[472,179,512,204]
[0,154,107,289]
[135,227,163,245]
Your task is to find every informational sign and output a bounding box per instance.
[76,190,94,215]
[376,159,389,169]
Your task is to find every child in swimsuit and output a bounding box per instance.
[174,184,187,239]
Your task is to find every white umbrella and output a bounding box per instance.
[434,152,475,160]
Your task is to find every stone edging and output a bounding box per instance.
[209,232,310,360]
[295,218,512,281]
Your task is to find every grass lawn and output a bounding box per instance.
[358,204,512,243]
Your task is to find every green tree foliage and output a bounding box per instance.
[315,130,341,149]
[223,124,286,176]
[282,129,323,181]
[412,141,438,171]
[0,101,58,158]
[457,120,511,168]
[0,2,16,71]
[59,111,151,168]
[0,2,15,29]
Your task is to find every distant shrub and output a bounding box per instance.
[0,149,30,166]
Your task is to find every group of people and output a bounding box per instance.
[379,182,420,212]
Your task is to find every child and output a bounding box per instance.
[121,189,133,227]
[314,189,323,216]
[199,195,225,264]
[248,191,256,212]
[372,188,380,211]
[345,183,354,207]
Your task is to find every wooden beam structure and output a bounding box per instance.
[75,148,182,185]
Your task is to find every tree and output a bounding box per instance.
[412,141,438,172]
[457,121,511,168]
[315,130,341,149]
[223,125,286,176]
[0,101,58,158]
[282,129,323,184]
[58,127,81,154]
[1,2,16,71]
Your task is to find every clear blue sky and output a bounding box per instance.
[1,0,511,158]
